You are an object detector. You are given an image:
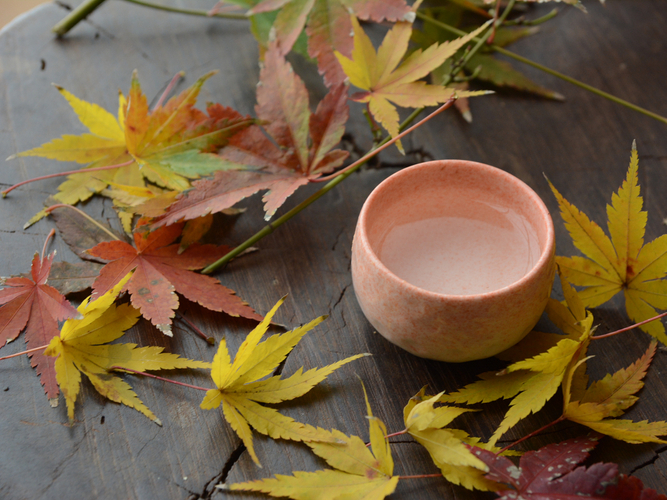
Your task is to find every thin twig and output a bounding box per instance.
[1,160,134,197]
[415,11,667,126]
[109,366,211,391]
[45,204,121,241]
[400,473,442,480]
[496,415,565,455]
[0,344,49,362]
[176,312,215,345]
[591,311,667,340]
[52,0,108,36]
[121,0,247,19]
[154,72,185,110]
[42,229,56,260]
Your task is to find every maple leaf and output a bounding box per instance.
[44,275,209,424]
[475,435,667,499]
[249,0,410,86]
[200,297,368,465]
[10,72,253,227]
[550,143,667,343]
[334,9,489,150]
[441,272,593,446]
[42,261,104,296]
[147,44,349,224]
[221,381,398,498]
[473,435,625,499]
[403,388,501,491]
[562,340,667,444]
[0,242,80,402]
[87,221,262,335]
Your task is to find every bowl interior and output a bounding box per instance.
[363,161,552,296]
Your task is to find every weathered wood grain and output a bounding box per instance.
[0,1,666,499]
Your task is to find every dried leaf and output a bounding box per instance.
[251,0,410,86]
[49,205,126,263]
[550,143,667,343]
[149,45,349,224]
[87,223,261,334]
[44,276,209,423]
[335,9,489,150]
[47,261,104,295]
[222,381,397,497]
[13,72,253,227]
[563,341,667,443]
[201,297,367,465]
[0,248,80,400]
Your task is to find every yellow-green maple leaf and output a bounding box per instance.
[441,272,593,446]
[44,275,209,424]
[222,383,398,499]
[562,340,667,443]
[550,143,667,343]
[11,71,252,227]
[200,296,368,465]
[334,8,489,151]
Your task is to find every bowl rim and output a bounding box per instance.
[355,159,556,303]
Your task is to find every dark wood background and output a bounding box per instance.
[1,1,666,498]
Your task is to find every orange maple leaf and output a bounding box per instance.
[87,223,262,334]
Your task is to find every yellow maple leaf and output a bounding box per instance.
[441,272,593,446]
[550,142,667,343]
[401,388,504,491]
[200,296,368,466]
[10,71,252,227]
[222,383,398,499]
[562,340,667,443]
[334,8,489,151]
[44,275,209,424]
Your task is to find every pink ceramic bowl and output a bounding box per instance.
[351,160,556,362]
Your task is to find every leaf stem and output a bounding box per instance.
[366,429,408,447]
[400,473,442,480]
[385,429,408,440]
[591,311,667,340]
[176,312,215,345]
[154,72,185,110]
[42,229,56,261]
[415,12,667,126]
[200,104,429,275]
[1,160,134,197]
[504,8,558,27]
[0,344,49,361]
[52,0,108,36]
[120,0,248,19]
[496,415,565,454]
[45,204,121,241]
[109,366,211,391]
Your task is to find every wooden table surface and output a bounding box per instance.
[1,1,667,499]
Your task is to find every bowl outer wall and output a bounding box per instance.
[351,159,556,362]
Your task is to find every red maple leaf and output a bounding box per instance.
[87,222,262,334]
[0,246,80,400]
[148,43,349,226]
[474,436,667,499]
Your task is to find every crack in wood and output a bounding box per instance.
[186,442,246,500]
[629,445,667,475]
